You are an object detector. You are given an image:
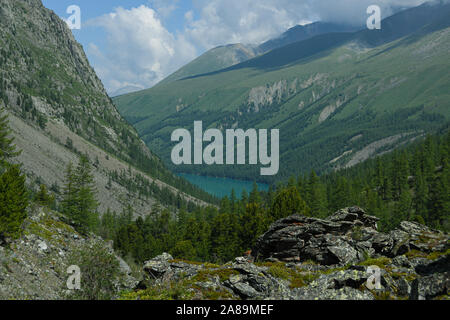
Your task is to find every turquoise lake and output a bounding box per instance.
[178,173,269,198]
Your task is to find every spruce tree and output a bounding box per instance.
[0,108,27,240]
[271,186,309,221]
[62,157,99,234]
[74,155,99,233]
[34,184,54,207]
[0,165,28,239]
[0,108,20,165]
[62,163,77,217]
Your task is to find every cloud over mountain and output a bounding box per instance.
[86,0,430,94]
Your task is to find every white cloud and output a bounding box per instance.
[306,0,429,25]
[184,10,194,23]
[148,0,179,19]
[184,0,430,50]
[185,0,307,49]
[87,5,197,94]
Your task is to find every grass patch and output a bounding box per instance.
[120,281,194,300]
[358,257,392,269]
[389,271,417,282]
[425,249,450,261]
[256,262,319,289]
[266,263,291,280]
[404,248,448,260]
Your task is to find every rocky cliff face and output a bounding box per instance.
[135,208,449,300]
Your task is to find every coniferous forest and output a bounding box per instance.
[102,123,450,264]
[2,102,449,266]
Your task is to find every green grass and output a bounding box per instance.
[358,257,392,269]
[257,261,320,289]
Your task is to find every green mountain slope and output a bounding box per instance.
[115,2,450,183]
[159,43,258,86]
[0,0,214,214]
[159,23,358,86]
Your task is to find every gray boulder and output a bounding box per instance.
[252,207,378,265]
[143,253,173,279]
[410,272,449,300]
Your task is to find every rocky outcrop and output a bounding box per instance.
[0,207,136,300]
[136,207,449,300]
[251,207,448,265]
[252,207,380,265]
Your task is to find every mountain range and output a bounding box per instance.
[156,22,360,87]
[115,1,450,183]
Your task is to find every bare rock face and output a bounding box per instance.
[251,207,381,265]
[251,207,449,266]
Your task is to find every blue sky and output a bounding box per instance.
[41,0,427,96]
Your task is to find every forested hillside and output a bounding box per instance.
[0,0,216,216]
[106,126,449,264]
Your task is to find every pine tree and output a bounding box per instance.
[0,108,20,165]
[62,157,98,234]
[307,170,328,218]
[428,160,449,229]
[239,203,268,250]
[271,186,309,221]
[0,108,27,240]
[230,188,237,213]
[74,156,99,233]
[219,196,231,214]
[330,176,351,211]
[211,212,240,263]
[62,163,77,217]
[392,190,412,227]
[34,184,54,207]
[374,157,385,197]
[0,165,28,239]
[413,169,428,221]
[249,182,261,204]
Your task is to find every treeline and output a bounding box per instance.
[106,127,449,264]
